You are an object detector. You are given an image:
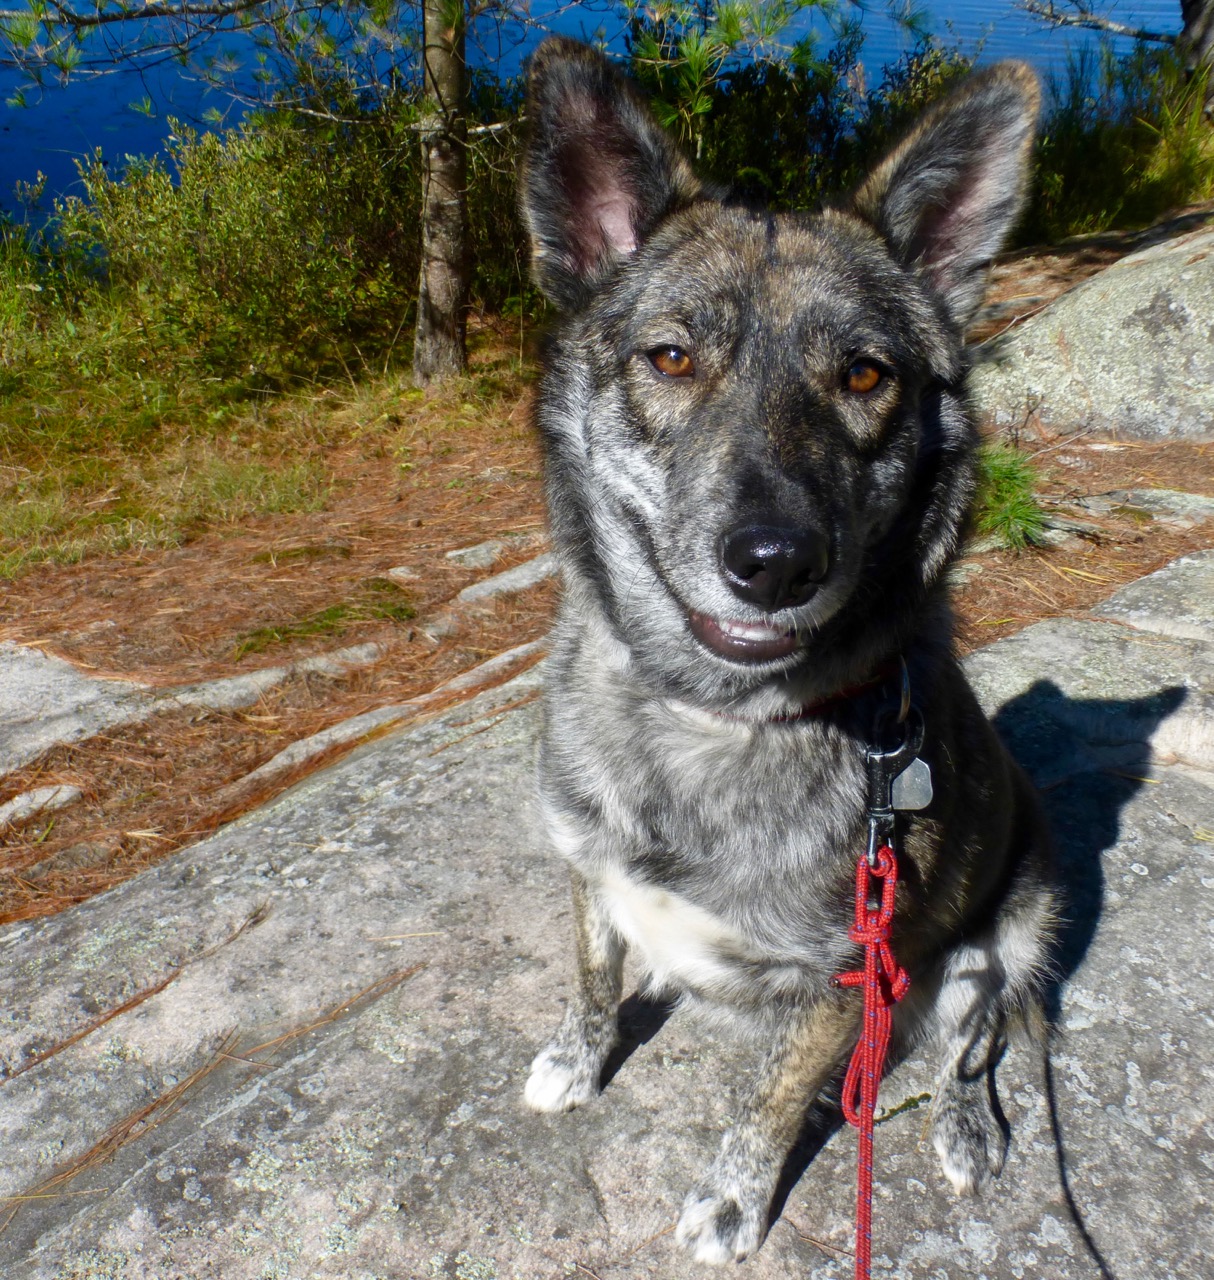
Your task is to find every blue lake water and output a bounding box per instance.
[0,0,1184,212]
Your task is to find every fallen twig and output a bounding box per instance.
[2,902,269,1084]
[0,962,425,1237]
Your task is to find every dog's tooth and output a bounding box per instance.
[719,619,792,642]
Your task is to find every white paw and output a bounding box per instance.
[675,1187,764,1264]
[523,1047,598,1113]
[931,1104,1006,1195]
[934,1133,981,1196]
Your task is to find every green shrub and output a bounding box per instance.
[658,31,1214,249]
[974,443,1047,551]
[466,75,537,317]
[688,39,975,212]
[1022,43,1214,244]
[694,41,863,208]
[0,221,45,372]
[52,117,421,377]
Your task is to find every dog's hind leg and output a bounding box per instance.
[676,997,859,1265]
[928,892,1053,1194]
[524,870,626,1113]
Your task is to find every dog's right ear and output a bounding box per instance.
[520,37,702,311]
[850,62,1040,327]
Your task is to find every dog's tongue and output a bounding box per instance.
[688,611,799,663]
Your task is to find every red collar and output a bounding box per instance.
[716,661,902,724]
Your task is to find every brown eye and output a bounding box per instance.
[845,360,883,395]
[648,346,695,379]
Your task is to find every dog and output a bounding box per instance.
[518,37,1058,1265]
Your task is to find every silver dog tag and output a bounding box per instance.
[891,756,933,810]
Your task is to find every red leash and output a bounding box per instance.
[833,844,910,1280]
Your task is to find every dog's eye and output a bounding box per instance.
[647,347,696,379]
[844,360,883,395]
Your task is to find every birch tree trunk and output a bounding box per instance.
[412,0,468,384]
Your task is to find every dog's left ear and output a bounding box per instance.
[851,63,1040,327]
[520,37,702,311]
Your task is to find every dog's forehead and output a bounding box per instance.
[627,204,929,338]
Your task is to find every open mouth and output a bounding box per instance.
[687,611,800,663]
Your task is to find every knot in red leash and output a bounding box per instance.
[832,844,910,1280]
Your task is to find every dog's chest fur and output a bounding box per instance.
[541,621,872,998]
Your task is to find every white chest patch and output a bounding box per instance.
[599,870,753,991]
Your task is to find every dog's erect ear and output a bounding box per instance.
[521,37,702,310]
[851,62,1040,327]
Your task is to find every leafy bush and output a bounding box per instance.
[694,37,863,207]
[651,29,1214,249]
[0,221,44,373]
[465,74,536,317]
[52,116,421,377]
[685,38,975,211]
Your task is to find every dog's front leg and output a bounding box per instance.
[676,996,859,1265]
[524,869,625,1113]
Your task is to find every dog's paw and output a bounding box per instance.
[523,1045,600,1113]
[675,1185,766,1265]
[930,1086,1008,1195]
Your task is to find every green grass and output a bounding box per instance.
[0,466,189,577]
[249,542,353,565]
[231,578,416,660]
[1022,45,1214,244]
[0,514,181,579]
[974,444,1047,551]
[0,446,333,580]
[177,458,329,524]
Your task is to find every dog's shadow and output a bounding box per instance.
[600,993,678,1090]
[993,678,1188,1010]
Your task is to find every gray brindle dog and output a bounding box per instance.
[519,37,1058,1265]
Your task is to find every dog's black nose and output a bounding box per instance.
[720,525,829,612]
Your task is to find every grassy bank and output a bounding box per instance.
[0,322,530,581]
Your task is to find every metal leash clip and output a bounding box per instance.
[864,703,932,867]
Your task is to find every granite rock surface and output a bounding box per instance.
[1,555,1212,1279]
[971,224,1214,440]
